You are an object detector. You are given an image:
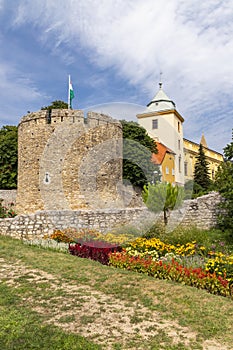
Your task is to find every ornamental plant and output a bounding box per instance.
[0,200,17,218]
[46,228,135,246]
[109,251,232,298]
[69,242,122,265]
[127,237,205,258]
[142,182,184,225]
[205,252,233,283]
[48,230,73,243]
[45,228,102,244]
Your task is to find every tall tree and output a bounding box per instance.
[215,132,233,233]
[223,130,233,161]
[121,120,160,188]
[0,126,18,189]
[193,143,211,194]
[41,100,68,110]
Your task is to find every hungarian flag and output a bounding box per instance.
[68,76,75,109]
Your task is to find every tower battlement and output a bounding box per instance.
[19,109,120,128]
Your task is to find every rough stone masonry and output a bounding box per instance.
[0,192,222,239]
[16,109,124,214]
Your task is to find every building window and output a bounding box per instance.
[184,161,188,176]
[212,169,215,179]
[172,168,175,176]
[178,139,181,150]
[166,167,169,175]
[179,155,181,173]
[152,119,158,129]
[178,121,180,133]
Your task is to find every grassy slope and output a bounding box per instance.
[0,235,232,350]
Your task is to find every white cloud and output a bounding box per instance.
[1,0,233,150]
[9,1,233,93]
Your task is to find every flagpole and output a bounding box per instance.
[68,75,70,109]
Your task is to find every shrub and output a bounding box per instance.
[46,228,137,246]
[0,200,16,218]
[48,230,73,243]
[142,223,165,239]
[45,228,102,244]
[69,241,122,265]
[158,227,227,252]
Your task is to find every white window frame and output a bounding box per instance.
[152,119,158,129]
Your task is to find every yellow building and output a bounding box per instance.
[138,83,223,184]
[184,135,223,182]
[152,142,175,184]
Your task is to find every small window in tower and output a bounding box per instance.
[166,167,169,175]
[184,161,188,176]
[44,172,51,184]
[178,121,180,133]
[152,119,158,129]
[178,139,181,150]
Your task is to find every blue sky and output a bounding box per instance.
[0,0,232,153]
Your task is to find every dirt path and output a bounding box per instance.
[0,257,229,350]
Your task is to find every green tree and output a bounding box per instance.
[121,120,160,188]
[41,100,68,110]
[0,125,18,189]
[193,143,211,196]
[215,132,233,233]
[223,130,233,161]
[142,182,184,225]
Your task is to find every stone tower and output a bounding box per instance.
[16,109,122,214]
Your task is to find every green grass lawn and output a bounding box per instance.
[0,235,233,350]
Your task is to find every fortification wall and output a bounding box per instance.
[0,192,222,240]
[0,208,150,240]
[16,110,123,214]
[167,192,222,231]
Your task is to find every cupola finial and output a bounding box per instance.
[159,71,163,89]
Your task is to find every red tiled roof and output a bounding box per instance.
[152,142,175,165]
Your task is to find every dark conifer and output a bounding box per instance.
[193,143,211,191]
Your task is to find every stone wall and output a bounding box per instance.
[167,192,222,231]
[0,207,150,240]
[16,109,123,214]
[0,190,17,206]
[0,192,222,240]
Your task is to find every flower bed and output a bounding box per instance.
[109,250,233,298]
[44,228,233,298]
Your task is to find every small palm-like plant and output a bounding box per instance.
[142,182,184,225]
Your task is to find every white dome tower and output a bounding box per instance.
[137,82,185,185]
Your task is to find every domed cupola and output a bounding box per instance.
[147,82,176,112]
